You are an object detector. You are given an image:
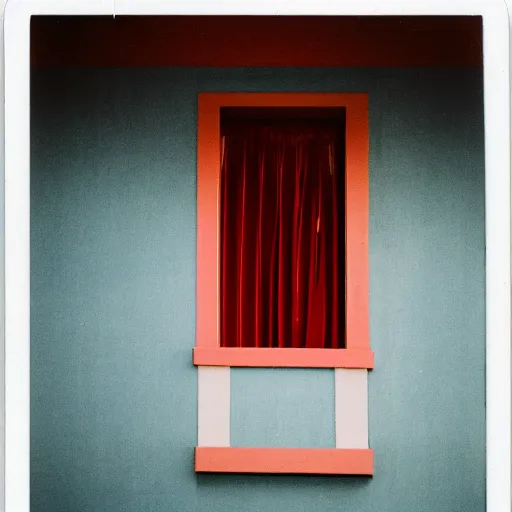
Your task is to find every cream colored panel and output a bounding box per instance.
[335,369,368,449]
[198,366,230,447]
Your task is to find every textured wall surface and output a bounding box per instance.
[31,67,485,512]
[230,368,335,448]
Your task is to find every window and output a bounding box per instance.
[194,93,372,368]
[220,108,345,349]
[194,93,373,475]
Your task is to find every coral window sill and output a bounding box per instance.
[193,347,374,369]
[195,447,374,475]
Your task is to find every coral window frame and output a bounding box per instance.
[194,92,372,369]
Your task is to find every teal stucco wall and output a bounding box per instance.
[31,67,485,512]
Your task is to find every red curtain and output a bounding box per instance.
[220,120,343,349]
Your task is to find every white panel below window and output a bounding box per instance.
[335,368,369,449]
[198,366,230,447]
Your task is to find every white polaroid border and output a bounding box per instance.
[3,1,510,511]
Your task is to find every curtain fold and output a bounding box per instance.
[221,121,342,349]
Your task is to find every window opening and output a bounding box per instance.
[220,107,346,349]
